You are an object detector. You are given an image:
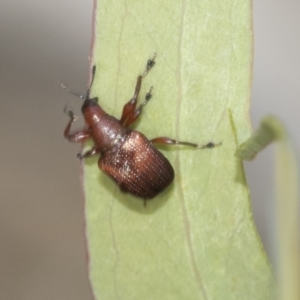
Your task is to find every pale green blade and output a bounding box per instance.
[237,116,300,300]
[83,1,274,299]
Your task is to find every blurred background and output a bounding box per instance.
[0,1,299,299]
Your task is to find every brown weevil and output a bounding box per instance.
[61,54,220,201]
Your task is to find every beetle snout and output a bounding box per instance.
[81,98,99,113]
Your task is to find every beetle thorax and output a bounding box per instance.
[85,108,128,152]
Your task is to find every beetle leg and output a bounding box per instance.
[124,86,153,127]
[121,53,157,127]
[77,146,99,159]
[64,108,91,143]
[142,52,156,77]
[120,75,142,126]
[150,137,222,149]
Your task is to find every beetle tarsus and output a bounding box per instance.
[197,142,222,149]
[145,86,153,101]
[137,86,153,111]
[143,53,157,77]
[64,106,77,122]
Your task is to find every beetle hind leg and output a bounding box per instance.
[150,137,222,149]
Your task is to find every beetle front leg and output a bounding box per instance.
[64,108,91,143]
[150,137,222,149]
[124,86,153,127]
[120,75,142,126]
[121,53,156,127]
[77,146,100,159]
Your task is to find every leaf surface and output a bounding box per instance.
[83,1,274,299]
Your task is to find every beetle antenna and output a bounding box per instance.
[86,65,96,100]
[58,81,85,100]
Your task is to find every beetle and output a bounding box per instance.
[61,54,220,201]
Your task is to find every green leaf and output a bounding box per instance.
[83,1,274,299]
[237,116,300,300]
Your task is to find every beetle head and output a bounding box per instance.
[81,97,99,113]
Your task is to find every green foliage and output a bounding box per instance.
[83,1,274,299]
[237,116,300,300]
